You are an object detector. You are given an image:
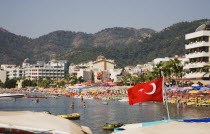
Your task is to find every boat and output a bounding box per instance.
[118,98,128,102]
[0,93,25,98]
[112,119,210,134]
[103,102,108,105]
[57,113,80,120]
[103,123,124,130]
[0,111,92,134]
[113,120,181,132]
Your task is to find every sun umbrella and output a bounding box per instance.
[192,86,203,90]
[198,87,210,92]
[191,84,199,87]
[189,90,199,93]
[204,91,210,93]
[177,88,187,92]
[186,88,193,91]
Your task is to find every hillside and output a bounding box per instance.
[0,27,154,65]
[0,19,209,67]
[60,19,210,67]
[0,27,32,65]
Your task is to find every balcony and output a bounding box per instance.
[185,72,207,78]
[185,42,210,49]
[184,62,210,69]
[185,51,210,59]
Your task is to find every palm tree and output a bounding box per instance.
[117,74,129,86]
[202,65,210,77]
[78,76,85,83]
[131,76,141,85]
[169,58,184,79]
[0,80,3,88]
[70,75,78,85]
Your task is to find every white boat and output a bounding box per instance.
[0,111,92,134]
[0,93,25,98]
[118,98,128,102]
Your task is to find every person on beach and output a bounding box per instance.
[71,102,75,108]
[81,96,83,101]
[177,97,181,108]
[83,102,86,108]
[36,98,39,103]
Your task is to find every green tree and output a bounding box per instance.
[202,65,210,77]
[4,79,17,88]
[70,75,78,85]
[169,58,184,79]
[65,74,71,84]
[78,76,85,83]
[131,76,141,85]
[37,78,52,88]
[22,79,37,88]
[56,81,66,88]
[0,80,4,88]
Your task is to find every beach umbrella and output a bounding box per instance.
[198,87,210,92]
[177,88,187,92]
[186,88,193,91]
[192,86,203,90]
[165,87,176,91]
[204,91,210,93]
[191,84,199,87]
[189,90,199,94]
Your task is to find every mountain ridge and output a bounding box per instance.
[0,27,155,65]
[0,19,209,67]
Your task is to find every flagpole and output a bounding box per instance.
[161,71,171,120]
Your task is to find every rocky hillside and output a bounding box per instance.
[0,27,155,65]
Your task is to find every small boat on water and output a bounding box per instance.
[57,113,80,120]
[118,98,128,102]
[0,93,25,98]
[103,102,108,105]
[103,123,124,130]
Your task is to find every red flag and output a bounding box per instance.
[128,77,163,105]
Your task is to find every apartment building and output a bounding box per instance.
[184,21,210,79]
[25,59,68,80]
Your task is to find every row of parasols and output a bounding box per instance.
[166,86,210,93]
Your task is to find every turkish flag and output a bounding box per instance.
[128,77,163,105]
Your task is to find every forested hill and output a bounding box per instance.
[60,19,210,67]
[0,19,209,67]
[0,27,155,65]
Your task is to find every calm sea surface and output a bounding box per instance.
[0,96,209,134]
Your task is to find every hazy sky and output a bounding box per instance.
[0,0,210,38]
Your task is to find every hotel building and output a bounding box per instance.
[24,59,68,80]
[184,21,210,79]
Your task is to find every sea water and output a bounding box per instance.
[0,96,209,134]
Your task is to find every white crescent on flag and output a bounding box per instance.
[145,83,156,95]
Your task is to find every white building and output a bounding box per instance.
[92,56,115,71]
[1,65,25,79]
[184,21,210,79]
[25,59,68,80]
[109,69,122,82]
[0,70,7,83]
[153,55,188,66]
[69,56,115,83]
[76,69,93,82]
